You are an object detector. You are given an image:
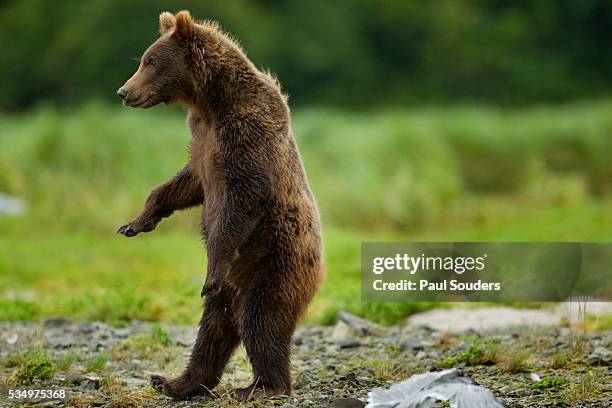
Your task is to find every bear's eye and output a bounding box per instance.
[147,57,156,67]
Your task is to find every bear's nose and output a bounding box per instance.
[116,88,128,100]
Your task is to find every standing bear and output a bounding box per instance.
[116,10,323,400]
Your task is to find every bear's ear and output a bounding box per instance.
[174,10,194,41]
[159,11,175,35]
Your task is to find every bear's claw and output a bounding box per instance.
[117,224,138,237]
[150,375,166,391]
[200,283,220,298]
[150,374,206,400]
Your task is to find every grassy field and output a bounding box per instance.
[1,101,611,325]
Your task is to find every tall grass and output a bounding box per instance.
[1,101,611,324]
[1,100,611,231]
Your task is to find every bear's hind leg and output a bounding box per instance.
[233,289,300,401]
[151,284,240,400]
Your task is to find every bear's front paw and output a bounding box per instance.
[117,218,159,237]
[200,279,222,298]
[116,223,139,237]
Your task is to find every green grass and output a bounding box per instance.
[531,376,567,390]
[1,101,611,325]
[6,350,56,386]
[150,323,172,347]
[56,351,77,371]
[564,371,603,404]
[437,337,501,368]
[1,200,609,325]
[85,353,110,372]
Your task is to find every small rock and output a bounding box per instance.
[92,322,113,334]
[416,323,435,332]
[330,398,366,408]
[78,322,95,334]
[123,377,149,388]
[43,317,71,327]
[586,346,611,366]
[5,332,18,345]
[340,338,361,349]
[464,329,480,337]
[337,311,379,336]
[65,373,83,386]
[176,336,193,347]
[80,374,101,391]
[310,358,322,366]
[515,389,531,397]
[399,338,424,352]
[113,327,132,338]
[530,373,541,382]
[294,371,318,389]
[48,335,75,349]
[332,320,352,342]
[118,361,138,371]
[338,372,359,384]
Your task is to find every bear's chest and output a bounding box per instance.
[188,112,225,227]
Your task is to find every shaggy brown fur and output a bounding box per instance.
[116,10,323,401]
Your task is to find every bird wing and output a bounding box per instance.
[451,384,508,408]
[366,373,507,408]
[367,369,460,407]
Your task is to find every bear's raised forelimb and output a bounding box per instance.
[118,165,203,237]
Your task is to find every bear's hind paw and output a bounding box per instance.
[150,374,206,400]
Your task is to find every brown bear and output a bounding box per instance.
[115,10,324,401]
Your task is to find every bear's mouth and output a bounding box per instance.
[124,96,153,108]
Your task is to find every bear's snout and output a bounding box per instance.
[116,88,128,100]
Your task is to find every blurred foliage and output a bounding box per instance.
[1,101,611,231]
[1,0,611,110]
[1,102,611,324]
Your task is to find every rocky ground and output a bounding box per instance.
[0,313,610,407]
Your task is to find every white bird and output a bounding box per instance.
[366,368,508,408]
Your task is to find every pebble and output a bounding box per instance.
[44,317,71,327]
[332,320,353,342]
[5,332,18,345]
[340,338,361,349]
[399,338,424,352]
[330,398,366,408]
[586,346,611,366]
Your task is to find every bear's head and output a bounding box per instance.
[117,11,203,108]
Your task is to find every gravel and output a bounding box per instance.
[0,314,610,407]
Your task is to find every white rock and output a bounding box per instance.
[6,333,18,345]
[332,320,352,342]
[0,193,27,216]
[406,301,612,332]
